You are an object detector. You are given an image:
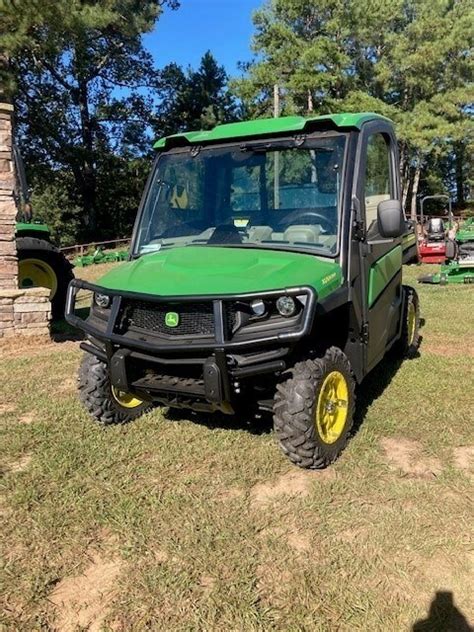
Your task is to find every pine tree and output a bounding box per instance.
[154,51,237,137]
[233,0,474,211]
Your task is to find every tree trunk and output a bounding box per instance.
[400,143,410,211]
[455,141,465,208]
[77,76,97,234]
[410,164,421,220]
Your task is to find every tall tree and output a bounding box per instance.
[233,0,474,213]
[154,51,237,137]
[1,0,179,237]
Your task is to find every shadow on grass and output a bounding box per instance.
[51,309,88,343]
[164,336,425,440]
[353,353,403,434]
[163,405,273,436]
[412,591,472,631]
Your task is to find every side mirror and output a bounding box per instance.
[377,199,404,238]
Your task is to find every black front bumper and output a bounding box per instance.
[66,280,316,411]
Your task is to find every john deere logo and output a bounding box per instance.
[165,311,179,328]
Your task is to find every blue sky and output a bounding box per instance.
[144,0,262,76]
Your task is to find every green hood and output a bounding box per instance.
[97,246,342,300]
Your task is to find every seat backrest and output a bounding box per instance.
[283,225,321,244]
[427,218,445,235]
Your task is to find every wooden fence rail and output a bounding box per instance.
[60,238,130,258]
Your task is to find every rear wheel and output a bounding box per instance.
[16,236,74,319]
[396,285,420,358]
[273,347,356,469]
[78,352,152,425]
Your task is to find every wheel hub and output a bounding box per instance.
[18,258,58,299]
[111,386,144,409]
[315,371,349,444]
[407,302,416,345]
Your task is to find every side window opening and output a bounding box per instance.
[364,133,392,234]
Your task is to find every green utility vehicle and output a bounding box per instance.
[66,113,420,469]
[14,146,74,318]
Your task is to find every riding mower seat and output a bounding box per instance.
[426,218,446,241]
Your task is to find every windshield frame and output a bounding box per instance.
[130,130,349,260]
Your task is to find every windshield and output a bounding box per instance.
[134,134,346,257]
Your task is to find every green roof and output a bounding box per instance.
[153,112,392,150]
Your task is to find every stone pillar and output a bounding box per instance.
[0,102,18,289]
[0,102,51,339]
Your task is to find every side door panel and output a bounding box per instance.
[354,123,403,372]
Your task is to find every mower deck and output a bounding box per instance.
[418,260,474,285]
[418,241,446,264]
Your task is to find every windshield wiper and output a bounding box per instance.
[240,140,299,153]
[240,139,333,153]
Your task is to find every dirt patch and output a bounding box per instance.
[18,412,36,424]
[250,468,335,507]
[58,377,76,393]
[49,552,123,632]
[423,338,474,358]
[423,343,474,358]
[380,438,443,479]
[199,574,216,596]
[217,487,245,501]
[5,454,32,473]
[0,404,17,415]
[453,446,474,480]
[286,529,311,553]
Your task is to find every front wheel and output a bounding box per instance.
[273,347,356,469]
[78,353,152,425]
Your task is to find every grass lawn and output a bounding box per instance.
[1,262,473,630]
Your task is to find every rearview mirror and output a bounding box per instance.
[377,199,404,238]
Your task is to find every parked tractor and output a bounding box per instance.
[13,146,74,319]
[66,112,420,469]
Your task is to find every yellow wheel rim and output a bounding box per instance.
[315,371,349,445]
[111,386,144,409]
[18,258,58,299]
[407,302,417,346]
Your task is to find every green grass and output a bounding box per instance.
[1,262,473,630]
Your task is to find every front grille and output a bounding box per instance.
[125,300,215,337]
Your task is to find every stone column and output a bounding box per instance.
[0,102,51,339]
[0,102,17,289]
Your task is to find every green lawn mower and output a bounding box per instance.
[418,212,474,285]
[14,146,74,318]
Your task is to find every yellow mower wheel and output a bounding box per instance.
[18,258,58,299]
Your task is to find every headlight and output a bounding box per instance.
[276,295,296,317]
[250,299,266,316]
[94,292,111,309]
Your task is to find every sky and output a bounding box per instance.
[144,0,262,76]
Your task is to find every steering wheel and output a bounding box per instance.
[279,210,335,233]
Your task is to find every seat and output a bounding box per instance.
[426,218,445,241]
[283,225,321,244]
